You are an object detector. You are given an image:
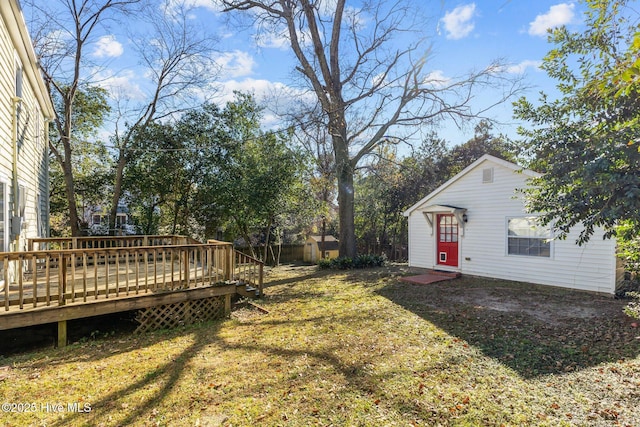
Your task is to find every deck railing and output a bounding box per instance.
[235,251,264,296]
[207,240,264,296]
[28,235,191,251]
[1,241,236,311]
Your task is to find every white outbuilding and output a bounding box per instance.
[403,154,622,294]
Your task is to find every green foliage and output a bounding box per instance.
[623,292,640,319]
[617,222,640,277]
[50,84,111,143]
[124,101,235,237]
[617,221,640,318]
[442,120,519,175]
[513,0,640,244]
[124,93,314,250]
[317,254,386,270]
[48,85,112,236]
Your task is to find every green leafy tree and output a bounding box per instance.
[48,85,111,235]
[442,120,518,175]
[513,0,640,244]
[125,102,236,237]
[354,135,449,258]
[27,0,138,236]
[206,129,310,260]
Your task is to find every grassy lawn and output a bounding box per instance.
[1,264,639,426]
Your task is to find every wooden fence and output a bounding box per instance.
[235,244,305,264]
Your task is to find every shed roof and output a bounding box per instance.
[307,235,339,251]
[308,235,338,242]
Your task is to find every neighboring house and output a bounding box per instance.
[403,154,621,295]
[0,0,55,292]
[87,204,136,235]
[0,0,55,256]
[304,235,339,263]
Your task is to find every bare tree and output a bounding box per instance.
[107,1,220,234]
[26,0,140,236]
[221,0,522,257]
[26,0,219,236]
[293,107,336,255]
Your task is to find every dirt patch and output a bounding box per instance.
[378,270,639,378]
[447,286,617,324]
[394,268,626,325]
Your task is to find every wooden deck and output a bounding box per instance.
[0,236,263,343]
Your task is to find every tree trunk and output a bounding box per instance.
[336,161,356,258]
[263,217,273,262]
[109,150,126,235]
[62,158,82,237]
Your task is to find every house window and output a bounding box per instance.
[507,217,551,257]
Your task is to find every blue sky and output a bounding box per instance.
[23,1,587,147]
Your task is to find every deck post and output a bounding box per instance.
[224,294,231,316]
[57,320,67,347]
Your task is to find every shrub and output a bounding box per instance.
[617,222,640,318]
[317,254,386,270]
[317,258,333,269]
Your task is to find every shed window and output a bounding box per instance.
[507,217,551,257]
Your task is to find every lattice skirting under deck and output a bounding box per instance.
[135,296,228,333]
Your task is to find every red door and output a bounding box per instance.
[437,214,459,267]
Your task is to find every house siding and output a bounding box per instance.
[407,157,617,294]
[0,1,53,254]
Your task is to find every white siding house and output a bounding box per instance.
[403,154,619,294]
[0,0,55,258]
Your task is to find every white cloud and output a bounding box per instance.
[423,70,451,88]
[506,60,542,74]
[214,51,256,79]
[528,3,575,37]
[93,35,124,58]
[255,29,290,50]
[95,69,146,101]
[371,72,387,88]
[163,0,221,15]
[441,4,476,40]
[212,78,292,103]
[210,78,313,127]
[92,35,124,58]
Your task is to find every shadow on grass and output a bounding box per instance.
[47,312,396,426]
[48,322,222,427]
[377,277,640,378]
[263,264,332,288]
